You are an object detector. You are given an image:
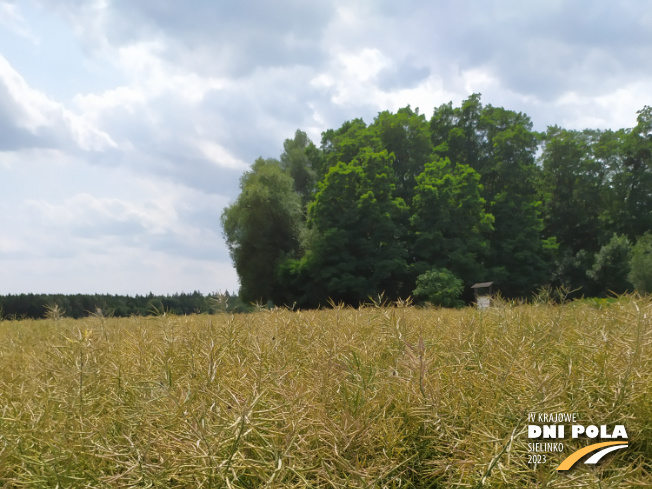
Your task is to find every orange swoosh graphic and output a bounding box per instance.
[557,441,628,471]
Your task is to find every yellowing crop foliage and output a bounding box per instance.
[0,297,650,487]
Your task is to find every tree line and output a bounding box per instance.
[0,291,246,320]
[222,94,652,307]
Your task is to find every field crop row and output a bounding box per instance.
[0,298,650,487]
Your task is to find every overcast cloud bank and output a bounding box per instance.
[1,0,650,294]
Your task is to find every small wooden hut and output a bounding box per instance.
[471,282,493,309]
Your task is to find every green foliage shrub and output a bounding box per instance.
[629,233,652,293]
[587,233,632,295]
[412,268,463,307]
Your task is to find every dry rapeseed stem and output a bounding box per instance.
[0,297,650,487]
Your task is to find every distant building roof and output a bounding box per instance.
[471,282,494,289]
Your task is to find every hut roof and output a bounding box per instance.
[471,282,494,289]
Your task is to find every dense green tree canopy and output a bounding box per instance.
[539,127,608,254]
[222,96,652,306]
[371,106,433,204]
[410,158,493,285]
[280,129,319,207]
[430,96,554,296]
[630,233,652,294]
[612,107,652,239]
[587,234,632,296]
[221,158,302,304]
[298,149,408,305]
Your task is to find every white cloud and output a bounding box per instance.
[2,248,239,295]
[310,49,387,109]
[198,141,250,171]
[0,236,22,254]
[2,0,652,296]
[0,54,117,150]
[0,54,55,130]
[1,156,235,294]
[0,1,39,43]
[26,193,170,235]
[73,86,146,118]
[552,83,648,130]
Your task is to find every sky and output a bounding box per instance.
[1,0,651,296]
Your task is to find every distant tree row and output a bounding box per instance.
[0,291,246,320]
[222,94,652,307]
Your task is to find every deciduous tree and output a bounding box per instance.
[221,158,302,303]
[299,150,408,305]
[410,158,493,286]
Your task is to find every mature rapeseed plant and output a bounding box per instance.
[0,297,650,487]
